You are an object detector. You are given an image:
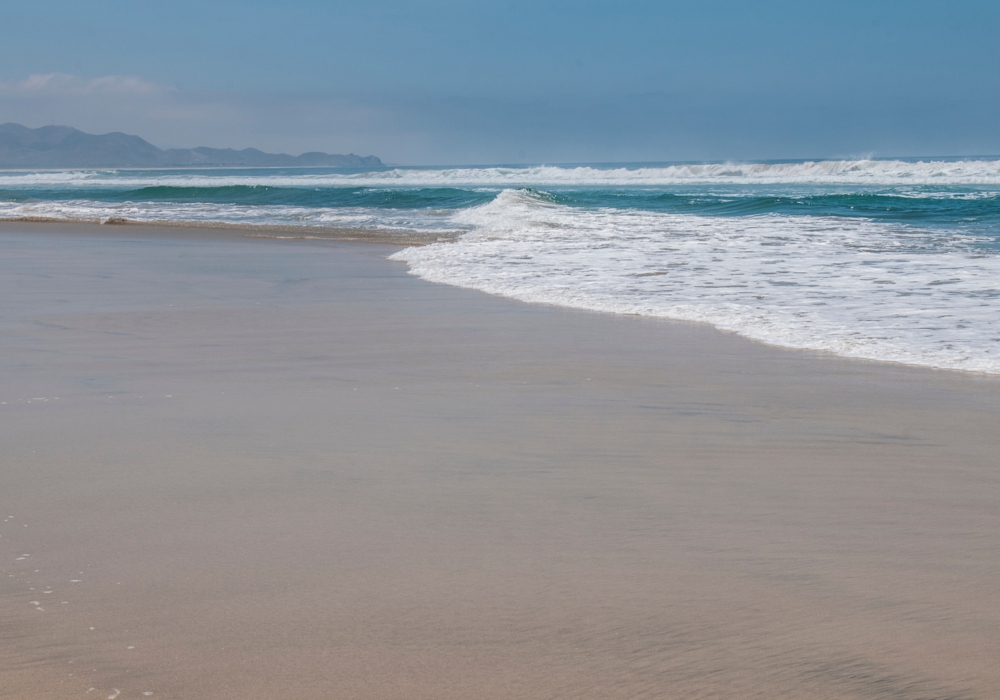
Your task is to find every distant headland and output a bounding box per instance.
[0,122,383,168]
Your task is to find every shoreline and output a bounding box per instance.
[4,217,996,380]
[0,217,447,245]
[2,221,1000,698]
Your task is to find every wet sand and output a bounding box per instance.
[2,222,999,699]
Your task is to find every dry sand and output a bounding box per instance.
[1,222,999,699]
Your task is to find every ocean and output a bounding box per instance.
[3,158,1000,374]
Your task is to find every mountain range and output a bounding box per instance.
[0,123,383,168]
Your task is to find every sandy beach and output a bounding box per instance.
[2,221,999,699]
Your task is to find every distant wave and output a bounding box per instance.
[3,158,1000,188]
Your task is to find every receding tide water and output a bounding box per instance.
[3,159,1000,373]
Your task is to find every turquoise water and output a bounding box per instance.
[3,159,1000,372]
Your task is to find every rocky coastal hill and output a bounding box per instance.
[0,123,383,168]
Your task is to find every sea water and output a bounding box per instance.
[2,159,999,373]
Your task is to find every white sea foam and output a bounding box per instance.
[392,190,1000,374]
[2,158,1000,188]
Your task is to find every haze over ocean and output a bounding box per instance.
[2,1,999,163]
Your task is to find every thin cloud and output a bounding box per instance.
[0,73,162,96]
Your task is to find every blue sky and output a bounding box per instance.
[1,0,998,163]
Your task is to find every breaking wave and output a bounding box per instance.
[392,189,1000,374]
